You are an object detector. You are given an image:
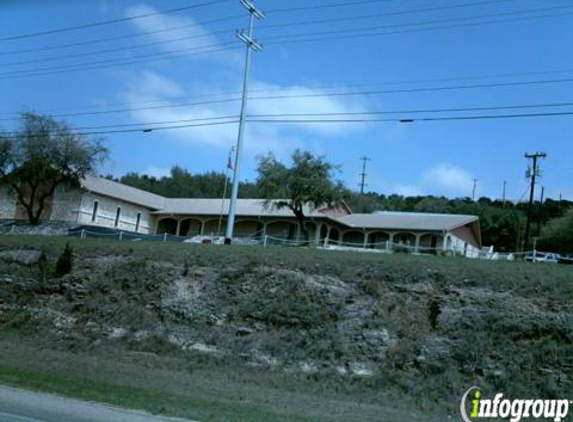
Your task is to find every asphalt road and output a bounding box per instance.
[0,385,196,422]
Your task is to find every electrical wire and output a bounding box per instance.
[3,7,571,80]
[0,15,243,56]
[265,5,573,42]
[4,68,571,117]
[1,29,235,68]
[0,45,241,81]
[1,110,571,139]
[260,0,521,30]
[267,0,412,14]
[0,0,233,41]
[248,111,573,123]
[2,78,571,121]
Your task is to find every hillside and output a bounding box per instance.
[0,236,572,421]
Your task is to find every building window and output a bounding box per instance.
[114,207,121,228]
[135,212,142,233]
[91,201,99,222]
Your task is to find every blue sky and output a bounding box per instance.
[0,0,572,201]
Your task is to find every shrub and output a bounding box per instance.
[55,242,73,277]
[37,248,50,285]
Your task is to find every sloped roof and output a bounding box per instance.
[335,211,479,232]
[154,198,324,217]
[81,176,165,210]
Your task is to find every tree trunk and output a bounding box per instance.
[293,209,309,243]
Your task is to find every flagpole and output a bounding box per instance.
[218,147,234,236]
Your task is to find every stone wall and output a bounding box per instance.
[77,192,155,234]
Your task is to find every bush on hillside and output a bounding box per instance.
[537,209,573,254]
[55,243,73,277]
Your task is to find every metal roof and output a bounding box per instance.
[81,176,166,210]
[335,211,478,232]
[80,177,479,234]
[154,198,323,217]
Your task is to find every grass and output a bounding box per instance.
[0,234,571,421]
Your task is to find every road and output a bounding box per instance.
[0,385,196,422]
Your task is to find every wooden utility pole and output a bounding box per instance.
[524,152,547,249]
[472,179,478,201]
[502,180,507,206]
[359,156,370,194]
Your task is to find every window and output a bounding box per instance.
[91,201,99,222]
[135,212,142,233]
[114,207,121,228]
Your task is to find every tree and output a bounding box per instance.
[537,208,573,254]
[256,150,346,240]
[0,113,108,225]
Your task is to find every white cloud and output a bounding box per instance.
[116,72,370,154]
[124,4,240,65]
[421,163,478,197]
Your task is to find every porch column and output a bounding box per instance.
[388,233,395,251]
[364,232,370,249]
[175,218,182,236]
[199,220,206,235]
[324,226,331,247]
[415,234,421,253]
[315,223,322,246]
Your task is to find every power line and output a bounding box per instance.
[247,78,573,102]
[267,10,573,46]
[247,111,573,123]
[266,5,573,41]
[260,0,520,30]
[2,78,571,121]
[0,45,241,81]
[267,0,410,14]
[0,0,233,42]
[1,29,236,68]
[0,41,238,78]
[0,0,522,61]
[0,15,243,57]
[0,120,240,138]
[4,68,572,117]
[3,6,571,80]
[2,102,571,135]
[248,102,573,117]
[1,111,570,139]
[1,0,529,67]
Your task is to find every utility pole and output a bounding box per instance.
[537,185,545,237]
[359,156,370,194]
[472,179,478,201]
[524,152,547,249]
[502,180,507,206]
[225,0,265,245]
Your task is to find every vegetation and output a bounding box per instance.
[118,167,572,253]
[255,150,346,240]
[0,235,571,421]
[538,208,573,254]
[54,242,73,277]
[0,113,108,225]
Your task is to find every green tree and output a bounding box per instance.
[0,113,108,225]
[537,209,573,254]
[256,150,346,240]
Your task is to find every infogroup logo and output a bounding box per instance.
[460,387,570,422]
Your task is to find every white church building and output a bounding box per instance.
[0,176,482,256]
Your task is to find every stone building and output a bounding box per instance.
[0,176,482,256]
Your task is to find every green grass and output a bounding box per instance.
[0,234,571,422]
[0,366,322,422]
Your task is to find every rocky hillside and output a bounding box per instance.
[0,236,572,418]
